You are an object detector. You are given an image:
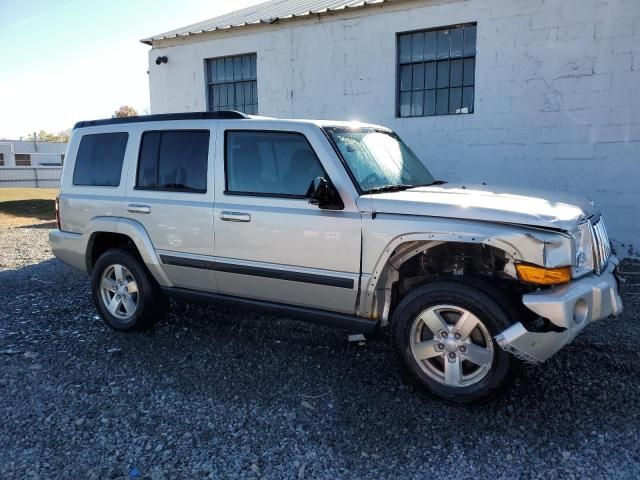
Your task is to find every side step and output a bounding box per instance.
[161,287,379,334]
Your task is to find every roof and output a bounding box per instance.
[141,0,397,45]
[73,111,249,129]
[71,111,387,131]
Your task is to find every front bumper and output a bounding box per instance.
[496,257,624,363]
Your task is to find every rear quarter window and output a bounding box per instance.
[72,132,128,186]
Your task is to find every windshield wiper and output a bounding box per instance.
[363,184,414,194]
[411,180,447,187]
[364,180,447,195]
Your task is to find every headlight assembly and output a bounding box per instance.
[572,221,595,278]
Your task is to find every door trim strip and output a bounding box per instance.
[159,254,355,289]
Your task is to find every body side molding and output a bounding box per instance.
[159,254,355,289]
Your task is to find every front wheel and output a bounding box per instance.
[391,280,520,404]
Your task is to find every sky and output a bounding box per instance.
[0,0,264,139]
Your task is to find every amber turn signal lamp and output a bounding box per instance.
[515,264,572,285]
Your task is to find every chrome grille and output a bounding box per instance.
[591,218,611,274]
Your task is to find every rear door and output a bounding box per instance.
[123,122,217,292]
[212,122,362,314]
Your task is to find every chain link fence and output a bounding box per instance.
[0,167,62,188]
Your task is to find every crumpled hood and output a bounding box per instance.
[362,183,597,231]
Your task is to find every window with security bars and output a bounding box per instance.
[206,54,258,115]
[397,24,476,117]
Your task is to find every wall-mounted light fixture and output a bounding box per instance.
[155,56,168,65]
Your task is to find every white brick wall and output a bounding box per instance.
[148,0,640,256]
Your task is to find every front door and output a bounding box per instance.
[213,124,361,314]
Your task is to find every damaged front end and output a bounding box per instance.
[495,257,624,364]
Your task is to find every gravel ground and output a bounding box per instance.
[1,226,639,479]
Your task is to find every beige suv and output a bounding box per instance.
[50,111,624,403]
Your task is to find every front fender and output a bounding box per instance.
[357,214,573,320]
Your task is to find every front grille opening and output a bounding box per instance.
[592,218,611,274]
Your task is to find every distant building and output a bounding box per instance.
[0,140,67,168]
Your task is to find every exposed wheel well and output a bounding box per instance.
[370,241,535,326]
[86,232,143,273]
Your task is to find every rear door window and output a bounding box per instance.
[73,133,128,186]
[136,130,209,193]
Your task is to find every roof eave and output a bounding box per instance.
[140,0,395,47]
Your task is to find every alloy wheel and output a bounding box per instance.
[409,304,494,387]
[99,264,139,320]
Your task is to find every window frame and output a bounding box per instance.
[205,53,258,115]
[15,153,32,166]
[134,129,210,194]
[223,129,329,200]
[396,23,477,118]
[72,132,129,187]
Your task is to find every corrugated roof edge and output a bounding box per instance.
[140,0,395,45]
[73,111,249,129]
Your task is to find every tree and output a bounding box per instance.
[26,129,71,143]
[113,105,138,118]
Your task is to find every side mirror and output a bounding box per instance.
[306,177,344,210]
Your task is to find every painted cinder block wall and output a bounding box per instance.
[147,0,640,256]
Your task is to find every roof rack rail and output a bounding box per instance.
[73,111,249,129]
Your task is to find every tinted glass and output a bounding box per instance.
[425,89,436,115]
[73,133,128,186]
[450,28,463,57]
[398,34,411,63]
[436,61,449,88]
[449,87,462,113]
[400,65,412,91]
[450,59,463,87]
[463,58,475,86]
[397,24,476,118]
[463,25,477,56]
[436,89,449,115]
[226,131,325,196]
[411,32,424,61]
[206,54,257,114]
[233,56,242,80]
[436,30,450,59]
[462,87,474,113]
[137,130,209,193]
[425,62,437,89]
[399,92,411,117]
[411,90,424,116]
[424,31,436,60]
[412,63,424,90]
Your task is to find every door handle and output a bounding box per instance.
[127,204,151,214]
[220,211,251,222]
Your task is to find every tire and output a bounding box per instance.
[391,279,520,404]
[91,248,168,331]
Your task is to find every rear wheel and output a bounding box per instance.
[392,280,519,404]
[91,248,167,331]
